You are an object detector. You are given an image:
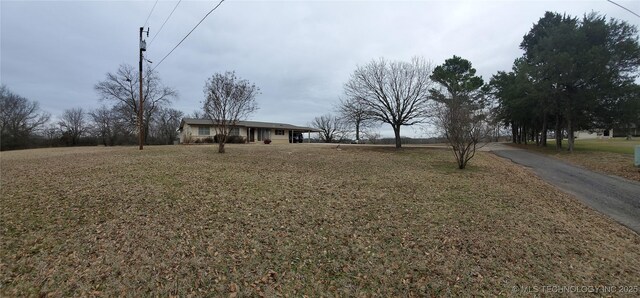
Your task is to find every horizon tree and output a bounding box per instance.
[311,114,348,143]
[58,107,87,146]
[344,57,433,148]
[0,85,50,150]
[336,97,374,143]
[152,107,183,145]
[94,64,177,145]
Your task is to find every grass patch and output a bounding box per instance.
[1,144,639,296]
[509,138,640,182]
[549,138,640,155]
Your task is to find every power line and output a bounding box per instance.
[149,0,183,47]
[143,0,160,28]
[606,0,640,19]
[152,0,225,71]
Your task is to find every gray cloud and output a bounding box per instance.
[2,0,638,137]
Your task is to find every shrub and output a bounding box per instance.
[227,136,246,144]
[264,139,272,144]
[194,138,202,144]
[212,134,245,144]
[203,137,214,143]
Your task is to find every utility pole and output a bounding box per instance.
[139,27,149,150]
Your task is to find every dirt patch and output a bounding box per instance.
[1,144,639,296]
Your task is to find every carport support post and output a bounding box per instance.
[308,131,310,143]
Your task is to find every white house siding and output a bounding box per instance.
[270,129,290,144]
[178,118,319,144]
[181,125,251,143]
[575,129,613,139]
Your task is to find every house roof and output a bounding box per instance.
[179,118,321,132]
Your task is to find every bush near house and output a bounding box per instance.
[227,136,246,144]
[212,134,246,144]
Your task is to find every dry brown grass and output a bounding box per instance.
[509,143,640,182]
[548,151,640,182]
[1,144,639,296]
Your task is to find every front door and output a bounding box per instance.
[249,128,255,142]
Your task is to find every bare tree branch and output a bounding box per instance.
[311,114,347,143]
[203,71,260,153]
[344,57,433,148]
[94,64,177,144]
[336,97,374,142]
[58,108,87,146]
[0,85,50,150]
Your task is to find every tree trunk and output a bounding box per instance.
[355,120,360,142]
[511,123,517,144]
[218,142,225,153]
[567,117,574,153]
[555,114,562,150]
[541,113,547,147]
[393,125,401,148]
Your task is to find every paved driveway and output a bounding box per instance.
[490,143,640,234]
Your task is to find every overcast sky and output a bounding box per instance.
[2,0,639,137]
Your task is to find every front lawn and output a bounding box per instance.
[1,144,639,296]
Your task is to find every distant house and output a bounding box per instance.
[178,118,321,144]
[575,129,613,139]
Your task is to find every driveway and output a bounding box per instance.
[489,143,640,234]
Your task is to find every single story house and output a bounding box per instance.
[575,129,614,139]
[178,118,321,144]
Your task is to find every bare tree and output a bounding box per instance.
[43,123,61,147]
[434,102,490,169]
[311,114,347,143]
[363,131,382,144]
[344,57,433,148]
[58,108,87,146]
[94,64,177,144]
[188,110,204,119]
[152,107,183,145]
[203,71,259,153]
[89,106,119,146]
[430,56,488,169]
[336,97,373,143]
[0,85,50,150]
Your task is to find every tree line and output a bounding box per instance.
[3,11,638,167]
[490,12,640,152]
[313,11,639,167]
[1,64,184,151]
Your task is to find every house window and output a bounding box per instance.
[258,128,271,141]
[229,127,240,136]
[198,126,210,135]
[275,129,284,135]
